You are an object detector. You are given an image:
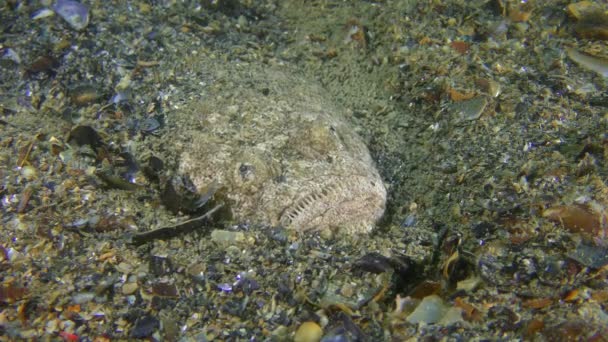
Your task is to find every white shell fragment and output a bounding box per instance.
[449,96,487,123]
[176,63,387,234]
[407,295,448,324]
[566,47,608,78]
[52,0,89,31]
[1,48,21,65]
[32,8,55,20]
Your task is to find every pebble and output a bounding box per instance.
[115,262,133,274]
[210,229,245,244]
[130,315,159,338]
[294,321,323,342]
[72,292,95,304]
[20,165,37,181]
[122,282,138,295]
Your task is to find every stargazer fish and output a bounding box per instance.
[174,62,386,234]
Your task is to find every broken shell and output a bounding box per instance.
[566,48,608,78]
[0,48,21,66]
[139,117,161,134]
[70,85,102,106]
[543,203,607,240]
[26,55,59,76]
[52,0,89,31]
[567,1,597,20]
[32,8,56,21]
[161,176,218,214]
[476,78,502,98]
[67,125,105,151]
[449,96,488,123]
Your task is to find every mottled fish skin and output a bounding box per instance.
[176,64,386,234]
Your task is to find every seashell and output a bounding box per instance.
[32,8,55,20]
[566,47,608,78]
[52,0,89,31]
[0,48,21,66]
[543,203,607,240]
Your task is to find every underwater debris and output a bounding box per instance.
[130,204,222,245]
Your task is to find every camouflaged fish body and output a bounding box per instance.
[177,64,386,234]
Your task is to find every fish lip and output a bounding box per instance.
[279,175,386,232]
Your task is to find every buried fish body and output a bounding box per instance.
[176,64,386,234]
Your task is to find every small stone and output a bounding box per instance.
[150,282,179,298]
[476,78,501,98]
[130,315,159,339]
[115,73,131,91]
[149,255,173,277]
[122,282,138,295]
[318,227,334,241]
[20,165,37,181]
[210,229,245,244]
[72,292,95,304]
[116,262,133,274]
[139,2,152,14]
[294,321,323,342]
[340,283,355,298]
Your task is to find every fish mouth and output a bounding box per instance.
[279,175,386,233]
